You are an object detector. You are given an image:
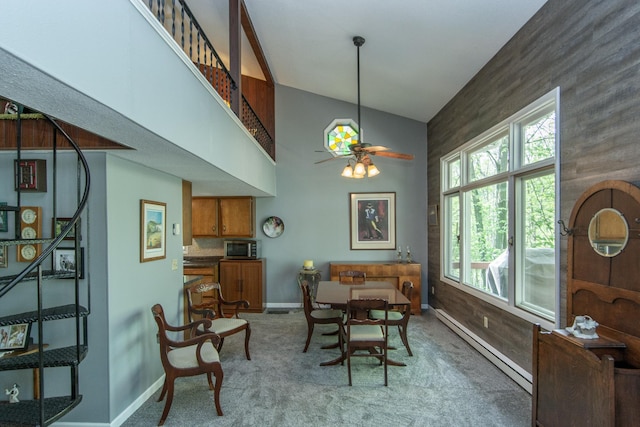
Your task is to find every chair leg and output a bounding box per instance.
[216,337,225,353]
[212,363,224,416]
[158,376,175,426]
[157,377,168,402]
[347,347,352,386]
[244,325,252,360]
[383,347,388,386]
[303,323,314,352]
[399,325,413,356]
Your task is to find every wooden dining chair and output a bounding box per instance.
[369,281,414,356]
[300,280,344,353]
[186,281,252,360]
[345,298,389,386]
[151,304,224,425]
[339,270,366,284]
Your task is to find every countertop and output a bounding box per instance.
[183,256,223,268]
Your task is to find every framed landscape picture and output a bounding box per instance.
[140,199,166,262]
[349,192,396,250]
[52,217,80,241]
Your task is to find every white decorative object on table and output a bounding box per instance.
[566,315,599,339]
[5,383,19,403]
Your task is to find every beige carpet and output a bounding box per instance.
[122,309,531,426]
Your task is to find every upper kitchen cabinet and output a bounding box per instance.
[192,197,219,237]
[219,197,254,237]
[192,196,255,238]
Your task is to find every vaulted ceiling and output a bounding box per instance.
[191,0,548,123]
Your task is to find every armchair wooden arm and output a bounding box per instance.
[186,282,252,360]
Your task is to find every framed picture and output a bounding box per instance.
[14,159,47,192]
[140,200,166,262]
[52,247,84,279]
[349,192,396,250]
[0,322,32,352]
[0,202,7,232]
[52,217,81,241]
[428,204,439,226]
[0,246,7,268]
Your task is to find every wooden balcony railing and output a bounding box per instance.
[144,0,275,160]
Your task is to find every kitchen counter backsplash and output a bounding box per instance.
[184,237,224,257]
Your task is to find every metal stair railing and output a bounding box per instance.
[0,106,91,426]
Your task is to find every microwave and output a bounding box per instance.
[223,240,261,259]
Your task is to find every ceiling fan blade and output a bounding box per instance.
[314,155,351,164]
[362,145,389,152]
[372,151,415,160]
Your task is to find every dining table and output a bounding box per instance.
[315,280,411,367]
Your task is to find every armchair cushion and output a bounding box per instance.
[168,342,220,368]
[370,309,403,321]
[310,308,343,320]
[349,325,384,341]
[197,317,249,335]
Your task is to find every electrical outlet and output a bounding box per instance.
[431,286,435,295]
[483,316,489,328]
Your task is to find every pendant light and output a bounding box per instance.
[341,35,380,179]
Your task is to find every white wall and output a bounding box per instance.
[104,155,184,420]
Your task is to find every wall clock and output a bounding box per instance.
[17,206,42,262]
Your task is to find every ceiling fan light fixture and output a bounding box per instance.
[353,161,366,178]
[341,162,354,177]
[367,163,380,177]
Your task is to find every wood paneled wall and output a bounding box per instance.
[427,0,640,374]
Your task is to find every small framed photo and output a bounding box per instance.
[140,200,166,262]
[52,217,81,241]
[0,322,32,352]
[52,247,84,279]
[0,246,7,268]
[349,192,396,250]
[0,202,8,232]
[14,159,47,192]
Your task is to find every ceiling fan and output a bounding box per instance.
[315,36,414,178]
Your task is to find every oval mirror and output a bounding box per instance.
[588,208,629,257]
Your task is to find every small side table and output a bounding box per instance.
[297,268,321,306]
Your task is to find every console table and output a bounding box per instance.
[329,262,421,314]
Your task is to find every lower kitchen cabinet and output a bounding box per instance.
[218,259,265,313]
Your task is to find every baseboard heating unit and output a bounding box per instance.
[435,308,532,394]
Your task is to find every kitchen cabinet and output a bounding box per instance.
[191,196,255,238]
[192,197,219,237]
[219,259,265,313]
[330,261,422,315]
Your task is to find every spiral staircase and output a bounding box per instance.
[0,103,90,426]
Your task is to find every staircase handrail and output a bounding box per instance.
[0,114,90,296]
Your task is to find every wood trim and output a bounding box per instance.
[240,0,274,86]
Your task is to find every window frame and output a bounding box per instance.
[440,88,560,331]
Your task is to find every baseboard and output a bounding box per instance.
[435,308,532,394]
[110,375,165,426]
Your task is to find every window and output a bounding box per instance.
[441,89,558,323]
[323,118,359,156]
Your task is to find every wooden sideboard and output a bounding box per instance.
[330,262,421,314]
